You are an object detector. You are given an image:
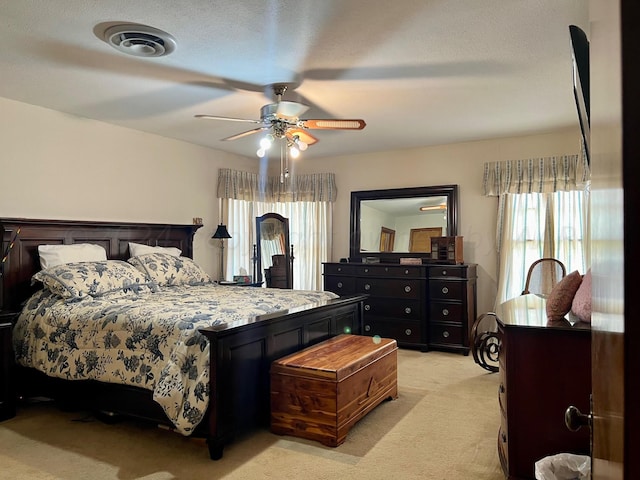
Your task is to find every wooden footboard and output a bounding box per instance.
[200,294,364,459]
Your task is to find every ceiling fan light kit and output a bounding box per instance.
[195,83,366,181]
[103,24,176,57]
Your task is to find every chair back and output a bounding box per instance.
[521,258,566,296]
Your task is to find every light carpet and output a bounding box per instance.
[0,350,503,480]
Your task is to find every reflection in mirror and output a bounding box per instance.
[350,185,459,262]
[360,196,449,253]
[255,213,293,288]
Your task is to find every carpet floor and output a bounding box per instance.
[0,349,503,480]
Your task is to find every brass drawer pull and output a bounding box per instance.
[441,286,449,294]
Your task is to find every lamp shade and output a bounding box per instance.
[212,224,232,239]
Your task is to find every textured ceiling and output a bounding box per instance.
[0,0,589,160]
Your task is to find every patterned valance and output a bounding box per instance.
[217,168,337,202]
[482,152,589,197]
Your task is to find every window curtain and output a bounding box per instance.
[483,152,590,305]
[217,168,336,290]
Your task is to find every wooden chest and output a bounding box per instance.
[270,334,398,447]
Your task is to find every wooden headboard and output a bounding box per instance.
[0,218,201,312]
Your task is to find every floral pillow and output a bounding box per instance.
[33,260,158,301]
[546,270,583,321]
[128,252,212,287]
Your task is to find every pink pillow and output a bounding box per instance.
[546,270,583,321]
[571,269,592,323]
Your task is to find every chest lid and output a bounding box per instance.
[271,334,397,382]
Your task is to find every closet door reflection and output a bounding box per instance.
[256,213,293,288]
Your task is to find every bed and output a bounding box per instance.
[0,218,364,459]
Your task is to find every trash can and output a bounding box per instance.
[534,453,591,480]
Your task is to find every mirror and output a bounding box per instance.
[350,185,459,262]
[255,213,293,288]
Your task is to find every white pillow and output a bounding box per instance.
[38,243,108,269]
[129,242,182,258]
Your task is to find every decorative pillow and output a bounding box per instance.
[128,242,182,258]
[33,260,157,301]
[128,253,212,286]
[38,243,107,269]
[571,269,592,323]
[546,270,583,321]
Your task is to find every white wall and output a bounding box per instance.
[0,97,257,278]
[1,96,581,314]
[293,129,581,314]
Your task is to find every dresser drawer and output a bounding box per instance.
[429,280,463,300]
[356,265,425,278]
[364,298,422,320]
[363,318,422,344]
[429,265,469,278]
[324,275,356,294]
[498,424,509,475]
[429,302,463,323]
[429,323,463,346]
[323,263,358,275]
[356,278,422,299]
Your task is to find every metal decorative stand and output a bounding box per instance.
[470,312,501,373]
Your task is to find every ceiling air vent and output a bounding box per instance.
[103,24,176,57]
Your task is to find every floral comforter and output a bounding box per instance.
[13,284,338,435]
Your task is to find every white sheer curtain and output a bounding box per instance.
[217,169,335,291]
[484,150,590,306]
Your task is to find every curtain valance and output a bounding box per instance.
[217,168,337,202]
[482,152,589,197]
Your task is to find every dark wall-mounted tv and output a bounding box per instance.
[569,25,590,164]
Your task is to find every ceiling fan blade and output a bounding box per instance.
[300,119,366,130]
[276,101,309,119]
[195,114,262,124]
[222,127,268,141]
[286,128,319,146]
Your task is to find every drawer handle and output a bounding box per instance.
[404,307,412,314]
[404,285,411,293]
[337,281,343,288]
[442,270,447,276]
[499,384,505,394]
[404,269,410,275]
[364,268,369,273]
[404,329,412,336]
[337,267,342,272]
[364,325,371,332]
[501,432,507,443]
[442,308,449,316]
[364,304,371,311]
[364,284,371,291]
[442,330,450,338]
[441,286,449,294]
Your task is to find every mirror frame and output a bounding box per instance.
[255,212,292,287]
[349,185,459,263]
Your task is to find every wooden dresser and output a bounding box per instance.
[495,294,591,480]
[323,262,476,353]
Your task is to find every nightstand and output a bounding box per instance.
[0,313,16,421]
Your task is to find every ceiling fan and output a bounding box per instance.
[194,84,366,155]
